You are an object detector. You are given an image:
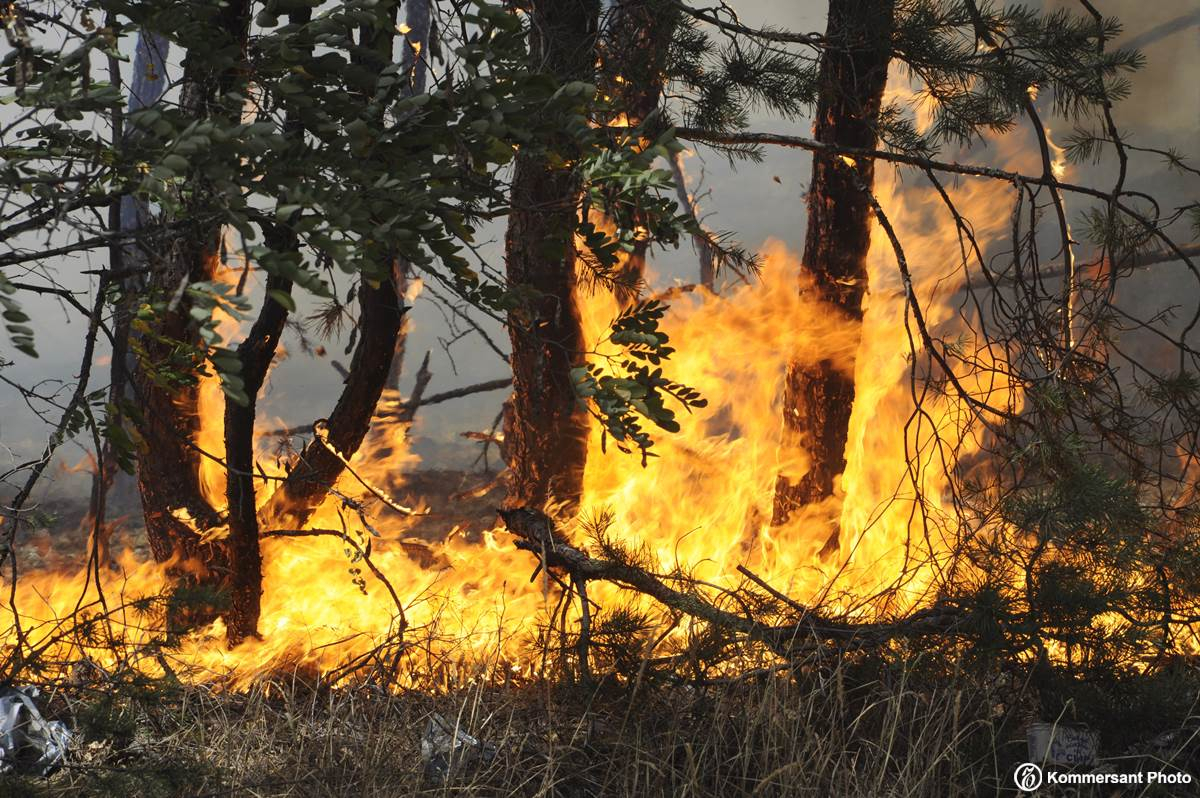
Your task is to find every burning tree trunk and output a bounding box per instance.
[262,277,405,530]
[220,3,314,644]
[260,9,406,533]
[771,0,894,541]
[133,0,253,579]
[134,234,227,568]
[222,267,289,642]
[503,0,600,512]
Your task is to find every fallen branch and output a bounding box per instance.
[497,508,964,658]
[402,376,510,412]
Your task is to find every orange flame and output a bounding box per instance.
[3,77,1065,689]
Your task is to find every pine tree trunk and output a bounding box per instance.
[772,0,894,544]
[503,0,600,511]
[133,1,251,625]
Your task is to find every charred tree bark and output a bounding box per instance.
[262,277,405,529]
[132,3,251,630]
[503,0,600,512]
[134,231,228,566]
[771,1,893,542]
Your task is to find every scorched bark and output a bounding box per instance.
[503,0,600,512]
[772,0,894,546]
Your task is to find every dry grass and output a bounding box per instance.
[2,653,1018,798]
[5,650,1199,796]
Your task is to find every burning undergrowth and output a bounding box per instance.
[4,110,1200,696]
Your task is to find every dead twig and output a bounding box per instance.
[267,377,512,439]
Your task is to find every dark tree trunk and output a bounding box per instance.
[223,264,292,644]
[132,1,251,628]
[262,277,405,529]
[134,226,227,565]
[221,4,313,645]
[503,0,600,512]
[771,0,894,545]
[385,0,432,393]
[260,8,404,532]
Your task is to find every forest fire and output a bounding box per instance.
[2,1,1199,790]
[1,116,1039,687]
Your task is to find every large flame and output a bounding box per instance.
[3,80,1080,688]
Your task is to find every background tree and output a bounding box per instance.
[502,0,600,512]
[771,0,894,549]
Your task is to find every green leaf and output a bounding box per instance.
[268,289,296,313]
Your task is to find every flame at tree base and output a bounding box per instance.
[1,234,986,688]
[0,120,1067,688]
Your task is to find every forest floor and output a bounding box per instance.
[6,470,1200,796]
[10,653,1200,797]
[8,656,1019,797]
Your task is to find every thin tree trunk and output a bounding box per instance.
[258,7,406,532]
[771,0,894,548]
[668,150,716,290]
[220,4,314,645]
[261,277,405,529]
[503,0,600,512]
[385,0,433,393]
[132,2,252,625]
[91,31,171,565]
[223,271,289,643]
